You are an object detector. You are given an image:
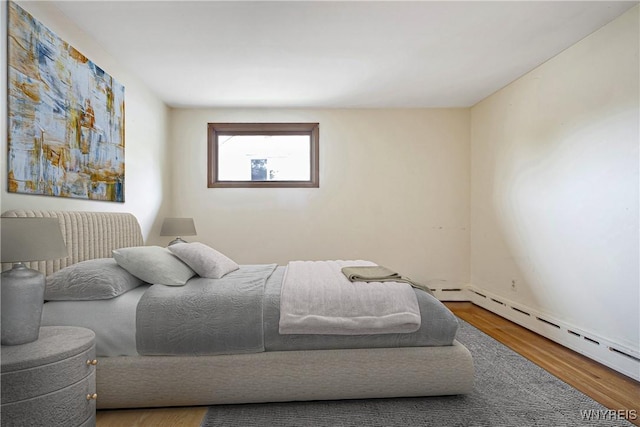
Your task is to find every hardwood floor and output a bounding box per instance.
[96,302,640,426]
[95,407,208,427]
[449,302,640,427]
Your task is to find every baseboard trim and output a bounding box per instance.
[429,287,468,301]
[462,286,640,382]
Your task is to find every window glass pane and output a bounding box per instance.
[217,135,311,182]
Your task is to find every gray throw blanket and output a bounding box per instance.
[342,265,433,295]
[136,264,277,355]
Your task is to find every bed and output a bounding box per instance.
[1,210,474,409]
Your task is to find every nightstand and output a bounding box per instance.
[1,326,97,427]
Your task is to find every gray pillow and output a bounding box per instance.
[168,242,239,279]
[112,246,196,286]
[45,258,143,300]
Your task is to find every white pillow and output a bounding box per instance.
[46,258,143,300]
[112,246,195,286]
[168,242,239,279]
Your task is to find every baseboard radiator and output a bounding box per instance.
[432,286,640,382]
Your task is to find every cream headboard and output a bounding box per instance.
[1,210,144,276]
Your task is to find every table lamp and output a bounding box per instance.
[1,217,68,345]
[160,217,197,246]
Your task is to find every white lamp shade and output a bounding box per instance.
[1,217,68,263]
[160,218,197,237]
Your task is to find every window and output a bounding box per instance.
[207,123,319,188]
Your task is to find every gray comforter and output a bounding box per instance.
[137,264,277,355]
[136,265,459,356]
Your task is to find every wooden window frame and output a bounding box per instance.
[207,122,319,188]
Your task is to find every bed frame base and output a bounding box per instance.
[96,342,474,408]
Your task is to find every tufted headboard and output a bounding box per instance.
[1,210,144,276]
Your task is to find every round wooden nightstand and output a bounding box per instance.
[1,326,97,427]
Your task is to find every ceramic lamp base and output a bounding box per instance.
[1,263,45,345]
[168,237,188,246]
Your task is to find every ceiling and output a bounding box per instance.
[52,1,638,108]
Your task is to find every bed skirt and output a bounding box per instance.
[96,341,474,408]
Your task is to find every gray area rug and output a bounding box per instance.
[201,319,633,426]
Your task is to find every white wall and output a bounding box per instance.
[0,1,172,240]
[470,6,639,352]
[166,108,470,288]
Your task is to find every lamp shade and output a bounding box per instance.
[160,218,197,237]
[1,217,68,263]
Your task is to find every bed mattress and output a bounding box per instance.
[42,266,459,357]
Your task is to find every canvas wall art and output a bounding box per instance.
[7,1,125,202]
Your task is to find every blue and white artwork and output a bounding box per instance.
[7,1,125,202]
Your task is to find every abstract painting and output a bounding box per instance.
[7,1,125,202]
